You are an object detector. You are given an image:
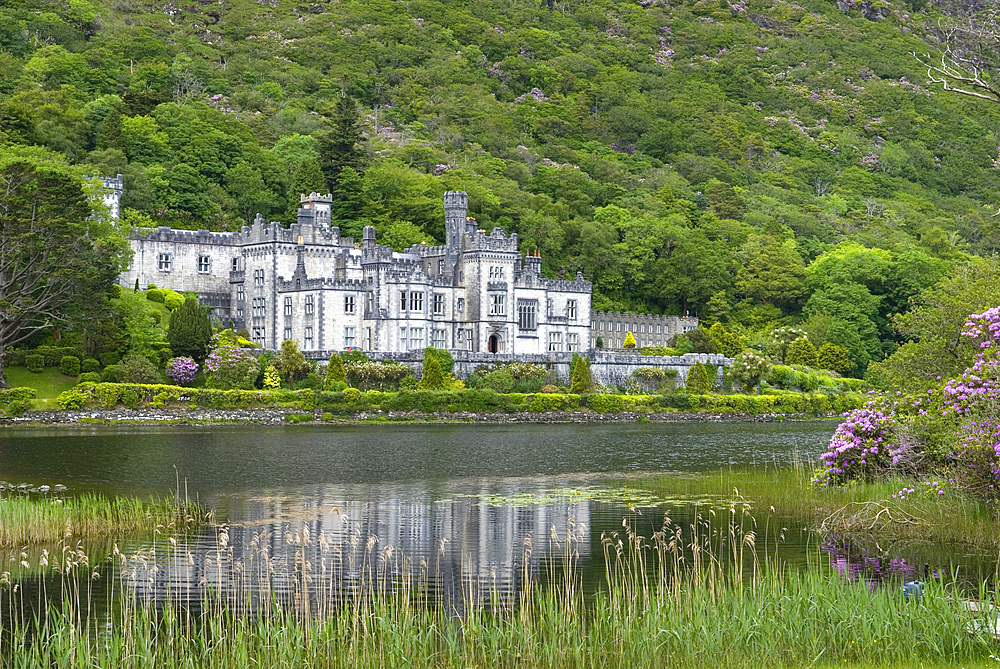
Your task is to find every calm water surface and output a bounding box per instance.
[2,421,990,610]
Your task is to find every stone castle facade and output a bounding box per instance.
[121,192,593,355]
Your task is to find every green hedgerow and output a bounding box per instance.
[25,354,44,373]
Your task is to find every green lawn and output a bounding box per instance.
[5,365,79,408]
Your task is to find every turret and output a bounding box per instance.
[444,191,468,249]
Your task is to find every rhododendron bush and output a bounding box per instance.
[816,308,1000,499]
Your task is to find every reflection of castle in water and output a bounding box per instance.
[125,487,590,616]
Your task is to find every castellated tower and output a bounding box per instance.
[444,190,469,249]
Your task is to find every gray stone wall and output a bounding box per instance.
[304,349,730,387]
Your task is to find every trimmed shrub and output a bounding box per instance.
[119,353,162,384]
[60,356,81,377]
[146,288,166,303]
[817,342,852,374]
[25,354,44,373]
[56,388,88,410]
[623,332,637,349]
[785,337,818,367]
[101,351,121,366]
[163,290,185,311]
[78,372,101,384]
[81,358,101,373]
[570,354,593,394]
[263,365,281,390]
[101,364,124,382]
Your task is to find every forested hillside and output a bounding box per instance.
[2,0,999,377]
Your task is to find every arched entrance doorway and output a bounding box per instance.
[488,334,499,353]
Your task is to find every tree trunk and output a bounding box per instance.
[0,347,7,389]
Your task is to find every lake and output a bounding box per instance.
[1,420,991,613]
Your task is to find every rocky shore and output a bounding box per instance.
[1,407,827,427]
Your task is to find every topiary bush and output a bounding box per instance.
[60,355,81,377]
[56,388,88,410]
[81,358,101,373]
[25,354,44,373]
[101,351,121,366]
[77,372,101,384]
[785,337,818,367]
[163,290,185,311]
[146,288,165,303]
[685,362,710,394]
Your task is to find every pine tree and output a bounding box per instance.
[134,277,139,292]
[623,331,637,349]
[570,353,592,394]
[318,95,366,195]
[325,352,347,389]
[418,347,445,389]
[685,362,710,394]
[167,297,212,362]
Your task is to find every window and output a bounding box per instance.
[283,326,292,341]
[254,269,264,286]
[365,327,372,350]
[567,333,579,351]
[490,294,505,316]
[157,253,171,271]
[198,255,211,273]
[438,259,444,273]
[657,325,661,334]
[409,327,424,350]
[236,308,244,320]
[517,300,537,330]
[548,332,562,352]
[253,327,265,345]
[367,292,374,313]
[400,327,408,349]
[284,296,293,316]
[433,293,444,315]
[617,323,621,332]
[489,266,504,280]
[304,295,314,315]
[252,297,266,318]
[456,298,464,312]
[567,300,577,320]
[236,285,245,302]
[344,326,356,348]
[305,326,314,349]
[409,292,423,312]
[231,257,240,272]
[343,294,354,314]
[400,291,408,312]
[600,321,604,331]
[432,329,446,348]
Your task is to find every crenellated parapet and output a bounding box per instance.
[133,226,241,246]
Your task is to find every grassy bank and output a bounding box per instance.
[639,466,1000,550]
[3,367,78,409]
[2,538,997,668]
[0,493,199,546]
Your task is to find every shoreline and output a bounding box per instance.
[0,407,841,428]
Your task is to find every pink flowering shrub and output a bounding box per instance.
[205,334,260,390]
[818,307,1000,499]
[165,357,198,385]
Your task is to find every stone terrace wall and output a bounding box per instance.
[304,349,731,386]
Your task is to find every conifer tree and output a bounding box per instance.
[570,353,593,394]
[318,95,366,194]
[817,343,852,374]
[623,331,637,349]
[418,347,445,389]
[325,352,347,389]
[685,362,710,394]
[167,296,212,362]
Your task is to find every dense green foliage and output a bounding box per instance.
[417,347,446,389]
[167,297,212,361]
[3,0,1000,377]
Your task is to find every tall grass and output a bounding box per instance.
[639,465,1000,550]
[2,498,997,669]
[0,494,198,546]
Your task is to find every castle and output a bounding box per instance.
[121,192,594,355]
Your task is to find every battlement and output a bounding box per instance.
[135,227,241,245]
[443,190,468,210]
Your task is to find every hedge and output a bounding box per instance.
[50,383,864,416]
[3,346,84,367]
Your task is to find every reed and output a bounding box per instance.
[2,499,997,669]
[640,467,1000,550]
[0,493,199,547]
